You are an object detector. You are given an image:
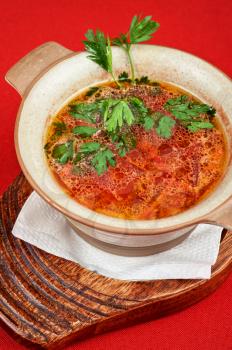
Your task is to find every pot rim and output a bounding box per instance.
[13,44,232,235]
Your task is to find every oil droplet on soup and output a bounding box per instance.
[44,82,227,220]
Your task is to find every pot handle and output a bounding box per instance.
[5,41,73,97]
[205,197,232,231]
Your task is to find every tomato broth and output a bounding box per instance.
[44,81,227,220]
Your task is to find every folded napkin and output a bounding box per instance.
[12,192,222,280]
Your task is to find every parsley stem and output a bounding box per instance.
[127,48,135,83]
[111,70,121,88]
[120,45,135,84]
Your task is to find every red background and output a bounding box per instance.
[0,0,232,349]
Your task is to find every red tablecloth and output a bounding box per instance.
[0,0,232,349]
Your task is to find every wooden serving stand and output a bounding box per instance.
[0,174,232,349]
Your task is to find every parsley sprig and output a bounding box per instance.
[52,141,74,164]
[156,115,176,138]
[72,125,99,137]
[83,29,120,87]
[69,102,98,123]
[75,141,116,175]
[103,99,135,132]
[164,95,215,132]
[143,111,176,139]
[52,122,67,136]
[113,16,160,83]
[91,148,116,175]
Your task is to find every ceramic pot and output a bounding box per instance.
[6,42,232,256]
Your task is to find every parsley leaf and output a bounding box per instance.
[104,100,134,132]
[73,126,98,137]
[113,133,136,157]
[52,141,74,164]
[165,95,188,106]
[52,122,67,136]
[135,76,150,84]
[187,121,214,132]
[129,96,149,121]
[117,145,127,157]
[156,116,176,139]
[73,141,101,164]
[118,71,131,82]
[86,86,99,96]
[130,15,160,44]
[84,29,111,72]
[69,102,98,123]
[79,142,101,154]
[99,99,119,122]
[83,29,120,87]
[113,34,129,49]
[144,116,154,130]
[74,142,115,175]
[91,148,116,175]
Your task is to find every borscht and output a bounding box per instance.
[44,80,226,219]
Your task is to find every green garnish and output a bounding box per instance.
[118,71,131,82]
[117,145,127,157]
[62,97,151,173]
[156,116,176,139]
[187,121,214,132]
[73,141,101,164]
[86,86,99,97]
[73,126,98,137]
[79,141,101,154]
[164,95,215,132]
[52,141,73,164]
[83,16,159,84]
[129,96,149,122]
[143,116,155,130]
[74,141,116,175]
[165,95,216,118]
[113,133,136,157]
[44,142,52,155]
[52,121,67,136]
[104,100,135,132]
[69,102,98,123]
[70,97,147,134]
[135,76,150,84]
[113,16,159,82]
[83,29,120,87]
[50,93,216,174]
[143,112,176,137]
[130,15,160,43]
[91,148,116,175]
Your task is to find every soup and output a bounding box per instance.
[44,81,227,219]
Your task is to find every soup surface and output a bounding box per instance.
[45,81,226,219]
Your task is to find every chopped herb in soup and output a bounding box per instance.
[44,81,226,219]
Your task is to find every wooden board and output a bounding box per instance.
[0,174,232,349]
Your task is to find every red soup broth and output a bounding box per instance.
[44,82,227,220]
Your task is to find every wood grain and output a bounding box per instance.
[0,173,231,349]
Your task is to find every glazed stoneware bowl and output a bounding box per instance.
[6,42,232,256]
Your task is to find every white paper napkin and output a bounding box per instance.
[12,192,222,280]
